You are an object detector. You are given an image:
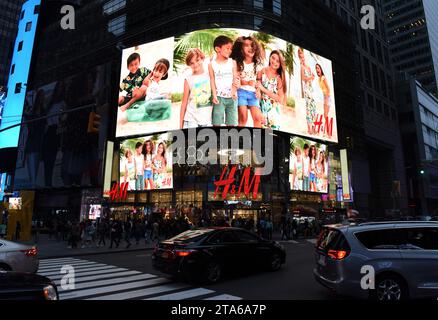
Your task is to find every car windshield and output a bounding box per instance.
[167,229,213,244]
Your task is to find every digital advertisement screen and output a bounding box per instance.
[289,137,329,193]
[119,132,173,190]
[88,205,101,220]
[9,197,22,210]
[116,28,338,142]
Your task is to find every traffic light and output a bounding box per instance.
[420,169,425,175]
[87,111,101,133]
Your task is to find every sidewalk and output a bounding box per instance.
[19,234,156,259]
[19,230,316,259]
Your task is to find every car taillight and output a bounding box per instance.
[327,249,349,260]
[175,250,196,257]
[21,247,38,257]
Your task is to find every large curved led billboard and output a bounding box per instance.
[116,28,338,143]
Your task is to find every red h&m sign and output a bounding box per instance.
[214,165,261,200]
[108,182,129,202]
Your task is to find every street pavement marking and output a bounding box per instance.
[38,262,103,272]
[60,277,169,300]
[54,270,141,285]
[42,267,129,280]
[57,273,157,292]
[145,288,214,300]
[88,283,190,300]
[39,258,82,265]
[40,257,243,301]
[39,265,115,277]
[307,239,317,244]
[204,294,243,300]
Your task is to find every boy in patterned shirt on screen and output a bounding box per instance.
[118,52,151,112]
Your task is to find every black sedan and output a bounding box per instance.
[152,227,286,283]
[0,271,58,300]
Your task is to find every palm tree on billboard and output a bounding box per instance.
[281,42,297,101]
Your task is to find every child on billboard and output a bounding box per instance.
[302,143,310,192]
[134,142,145,190]
[152,142,168,189]
[208,35,239,127]
[118,53,151,112]
[143,58,170,101]
[231,36,264,128]
[179,48,213,128]
[298,48,317,136]
[257,50,287,130]
[143,139,155,190]
[315,63,332,139]
[122,149,136,190]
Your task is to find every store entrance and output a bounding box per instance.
[210,203,270,232]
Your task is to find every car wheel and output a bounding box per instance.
[204,261,222,284]
[371,275,408,301]
[268,253,282,271]
[0,264,11,271]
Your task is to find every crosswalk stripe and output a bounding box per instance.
[307,239,317,244]
[204,294,243,300]
[60,277,170,300]
[87,283,190,300]
[145,288,214,300]
[39,265,115,277]
[39,262,107,271]
[39,258,82,265]
[42,267,126,280]
[54,271,141,285]
[58,274,157,292]
[38,262,101,271]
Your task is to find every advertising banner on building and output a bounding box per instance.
[119,132,173,190]
[289,137,329,193]
[116,28,338,142]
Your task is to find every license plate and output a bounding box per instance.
[317,254,326,266]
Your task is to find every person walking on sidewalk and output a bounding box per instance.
[151,221,160,243]
[124,219,132,248]
[266,219,273,240]
[70,221,81,249]
[109,220,121,249]
[97,220,107,247]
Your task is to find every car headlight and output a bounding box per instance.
[43,285,58,301]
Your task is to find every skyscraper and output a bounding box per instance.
[320,0,408,215]
[0,0,22,88]
[384,0,438,95]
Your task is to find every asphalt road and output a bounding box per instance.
[71,239,337,300]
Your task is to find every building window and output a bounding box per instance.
[20,10,25,20]
[18,41,23,51]
[15,83,22,94]
[25,22,32,32]
[34,5,40,14]
[108,14,126,36]
[103,0,126,15]
[10,64,15,75]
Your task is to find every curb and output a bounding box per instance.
[38,247,154,259]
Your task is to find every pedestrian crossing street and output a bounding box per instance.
[37,257,243,301]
